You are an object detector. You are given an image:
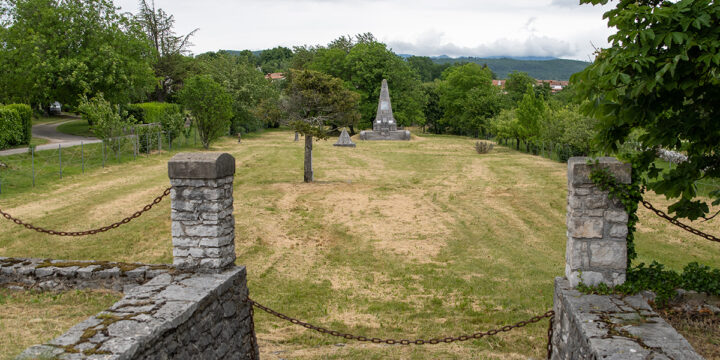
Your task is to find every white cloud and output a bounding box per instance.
[114,0,614,60]
[387,33,575,58]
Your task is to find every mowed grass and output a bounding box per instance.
[0,130,718,359]
[0,289,121,359]
[56,119,93,137]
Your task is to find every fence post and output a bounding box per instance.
[146,134,150,156]
[168,152,236,272]
[58,144,62,179]
[31,146,35,187]
[102,141,106,168]
[565,157,631,287]
[81,142,84,173]
[158,132,162,152]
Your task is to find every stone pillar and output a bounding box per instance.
[169,153,236,272]
[566,157,631,288]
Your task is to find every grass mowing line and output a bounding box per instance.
[0,131,717,359]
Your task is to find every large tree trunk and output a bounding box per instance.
[304,134,313,182]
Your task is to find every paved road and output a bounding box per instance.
[0,119,100,156]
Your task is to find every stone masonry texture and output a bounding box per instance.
[169,152,236,272]
[566,157,631,288]
[0,257,172,293]
[16,266,259,360]
[551,277,702,360]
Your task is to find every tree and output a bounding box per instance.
[0,0,155,110]
[407,56,450,83]
[196,51,278,134]
[516,84,548,147]
[420,81,443,133]
[282,70,360,182]
[345,41,425,128]
[307,34,426,129]
[178,75,233,149]
[574,0,720,220]
[437,63,499,136]
[504,71,536,104]
[136,0,198,102]
[78,94,133,156]
[258,46,293,73]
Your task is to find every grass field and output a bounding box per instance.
[0,289,121,359]
[56,119,93,137]
[0,130,718,359]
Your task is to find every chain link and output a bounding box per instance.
[246,297,554,349]
[0,187,172,236]
[641,200,720,243]
[547,315,554,359]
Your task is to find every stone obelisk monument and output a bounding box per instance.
[359,79,411,141]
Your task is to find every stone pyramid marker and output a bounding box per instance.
[333,128,356,147]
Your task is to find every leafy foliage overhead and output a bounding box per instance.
[573,0,720,220]
[0,0,155,108]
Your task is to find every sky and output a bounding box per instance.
[114,0,616,61]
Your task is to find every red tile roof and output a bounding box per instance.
[265,73,285,80]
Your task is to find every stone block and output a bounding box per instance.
[589,240,626,269]
[605,210,629,223]
[568,218,604,239]
[568,157,632,186]
[608,223,628,238]
[168,153,235,180]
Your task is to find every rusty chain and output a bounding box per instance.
[246,297,554,356]
[641,200,720,243]
[0,187,171,236]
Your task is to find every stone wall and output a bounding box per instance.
[551,277,701,359]
[16,267,258,360]
[554,157,702,358]
[565,157,631,288]
[12,152,258,360]
[0,257,172,292]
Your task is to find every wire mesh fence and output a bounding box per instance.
[0,128,201,196]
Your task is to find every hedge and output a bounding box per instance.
[0,108,24,150]
[136,102,181,125]
[3,104,33,144]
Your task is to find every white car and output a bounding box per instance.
[49,101,62,115]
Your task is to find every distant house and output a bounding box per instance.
[536,80,569,93]
[490,78,569,93]
[265,73,285,81]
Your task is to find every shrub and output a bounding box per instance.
[135,124,162,154]
[136,102,180,124]
[3,104,32,145]
[122,104,145,124]
[0,108,24,150]
[133,102,183,144]
[474,141,493,154]
[78,95,132,156]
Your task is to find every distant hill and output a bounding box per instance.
[432,57,590,80]
[220,48,590,81]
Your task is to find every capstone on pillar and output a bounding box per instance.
[168,153,236,272]
[565,157,631,288]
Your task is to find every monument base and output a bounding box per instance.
[359,130,411,141]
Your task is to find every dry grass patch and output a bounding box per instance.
[1,130,719,359]
[0,288,121,360]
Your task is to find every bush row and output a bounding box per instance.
[0,104,32,150]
